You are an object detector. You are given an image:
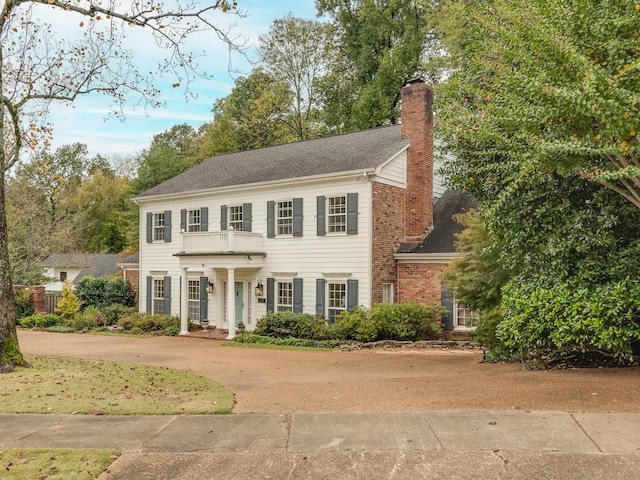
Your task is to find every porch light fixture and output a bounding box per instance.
[255,279,264,298]
[205,279,215,294]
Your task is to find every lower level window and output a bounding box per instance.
[455,303,479,328]
[382,283,394,304]
[188,279,200,320]
[153,279,164,314]
[277,281,293,312]
[327,282,346,323]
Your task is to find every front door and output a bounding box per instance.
[234,282,244,326]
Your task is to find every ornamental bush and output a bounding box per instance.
[14,289,34,321]
[20,313,63,329]
[254,311,333,340]
[335,302,444,342]
[75,276,135,310]
[499,279,640,361]
[117,312,183,335]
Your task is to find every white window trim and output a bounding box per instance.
[382,283,394,304]
[228,205,243,231]
[153,213,165,241]
[187,209,201,232]
[276,279,294,312]
[326,194,347,235]
[453,299,479,331]
[327,280,347,324]
[276,200,293,237]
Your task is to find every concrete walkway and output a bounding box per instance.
[2,410,639,479]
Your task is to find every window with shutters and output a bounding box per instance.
[277,281,293,312]
[277,201,293,236]
[188,279,200,320]
[229,205,243,231]
[153,213,165,241]
[327,196,346,233]
[153,279,165,314]
[327,282,346,323]
[187,210,201,232]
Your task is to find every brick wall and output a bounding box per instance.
[401,80,433,242]
[13,285,47,314]
[371,183,406,303]
[397,262,447,305]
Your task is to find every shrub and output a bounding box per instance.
[254,311,333,340]
[20,314,63,329]
[14,289,34,321]
[335,302,444,342]
[117,313,181,334]
[56,284,82,319]
[102,303,136,326]
[75,276,135,310]
[499,279,640,361]
[470,308,504,350]
[71,306,103,331]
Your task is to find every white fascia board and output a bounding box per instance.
[132,169,378,204]
[394,252,459,264]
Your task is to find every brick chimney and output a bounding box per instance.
[401,78,434,243]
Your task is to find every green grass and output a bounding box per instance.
[0,354,234,415]
[0,449,118,480]
[0,354,236,477]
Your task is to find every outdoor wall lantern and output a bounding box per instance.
[205,279,215,294]
[255,279,264,298]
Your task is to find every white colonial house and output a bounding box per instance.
[133,80,476,338]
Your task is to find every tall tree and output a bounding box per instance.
[132,124,202,195]
[257,15,334,140]
[0,0,241,372]
[198,71,294,157]
[316,0,431,128]
[436,0,640,210]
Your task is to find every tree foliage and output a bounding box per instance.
[436,0,640,360]
[0,0,241,372]
[257,15,334,140]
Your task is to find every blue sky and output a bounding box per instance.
[47,1,319,159]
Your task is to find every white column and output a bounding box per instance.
[227,268,236,339]
[179,267,189,335]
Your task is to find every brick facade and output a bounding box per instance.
[397,262,447,306]
[401,80,433,243]
[371,182,406,303]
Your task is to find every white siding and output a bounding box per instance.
[376,149,407,188]
[138,175,373,325]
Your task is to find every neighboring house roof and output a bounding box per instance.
[134,125,410,199]
[397,190,477,254]
[117,252,139,266]
[41,253,121,281]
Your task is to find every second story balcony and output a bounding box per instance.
[180,229,264,255]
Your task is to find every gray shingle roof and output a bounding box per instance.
[397,190,477,254]
[41,253,120,280]
[134,125,409,199]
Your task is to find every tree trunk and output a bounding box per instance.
[0,168,25,372]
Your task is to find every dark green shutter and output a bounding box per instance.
[199,276,208,321]
[201,207,208,232]
[267,201,275,238]
[266,277,275,313]
[220,205,227,230]
[163,276,171,315]
[164,211,172,242]
[180,209,187,232]
[293,198,303,237]
[441,285,454,331]
[293,278,303,313]
[146,276,152,313]
[347,193,358,235]
[316,278,325,316]
[146,213,153,243]
[243,203,252,232]
[317,196,326,236]
[347,279,358,312]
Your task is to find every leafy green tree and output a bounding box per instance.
[0,0,241,372]
[199,71,294,157]
[75,276,135,310]
[258,15,335,140]
[317,0,432,128]
[436,0,640,210]
[132,124,202,195]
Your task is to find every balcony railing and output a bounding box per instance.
[180,230,264,254]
